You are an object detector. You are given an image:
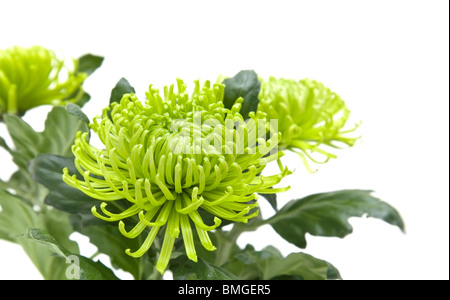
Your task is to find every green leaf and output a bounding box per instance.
[65,89,91,108]
[0,169,46,206]
[66,103,90,125]
[42,106,89,156]
[258,191,278,212]
[2,105,89,169]
[0,189,79,279]
[0,189,41,243]
[223,245,337,280]
[27,153,150,278]
[71,220,143,279]
[77,54,104,76]
[23,228,119,280]
[44,209,80,254]
[326,262,342,280]
[64,54,102,107]
[222,70,261,120]
[28,153,148,278]
[1,104,90,279]
[2,114,40,168]
[267,189,405,248]
[0,136,12,153]
[270,252,333,280]
[110,78,136,105]
[220,245,265,280]
[28,154,98,214]
[171,256,240,280]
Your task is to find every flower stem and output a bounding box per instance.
[214,226,242,266]
[214,214,272,266]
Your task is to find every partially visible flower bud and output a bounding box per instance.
[258,77,359,171]
[0,46,87,118]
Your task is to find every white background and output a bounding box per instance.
[0,0,448,280]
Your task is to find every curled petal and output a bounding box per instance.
[125,226,160,258]
[258,77,359,170]
[92,202,141,222]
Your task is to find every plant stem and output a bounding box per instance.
[214,225,241,266]
[213,214,274,266]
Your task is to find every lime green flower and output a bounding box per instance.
[63,79,289,274]
[258,77,359,171]
[0,45,87,118]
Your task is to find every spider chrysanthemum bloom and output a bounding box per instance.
[258,77,359,171]
[63,79,289,273]
[0,45,87,118]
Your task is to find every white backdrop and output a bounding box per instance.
[0,0,448,280]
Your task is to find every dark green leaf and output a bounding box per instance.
[258,192,278,212]
[221,245,266,280]
[223,245,335,280]
[267,189,405,248]
[110,78,136,105]
[74,91,91,107]
[326,262,342,280]
[28,154,98,214]
[268,252,330,280]
[23,228,119,280]
[64,88,91,107]
[65,54,102,107]
[66,103,90,125]
[77,54,104,76]
[198,208,233,230]
[171,256,239,280]
[222,70,261,120]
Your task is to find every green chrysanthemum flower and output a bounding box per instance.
[258,77,359,171]
[0,45,87,118]
[63,79,289,273]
